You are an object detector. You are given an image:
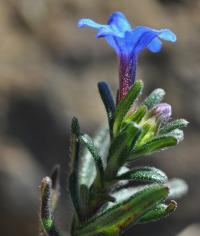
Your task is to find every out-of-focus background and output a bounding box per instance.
[0,0,200,235]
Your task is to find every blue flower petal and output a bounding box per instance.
[108,12,132,34]
[78,13,176,58]
[105,36,119,54]
[125,27,176,55]
[96,27,123,38]
[78,18,105,29]
[158,29,177,42]
[147,38,163,53]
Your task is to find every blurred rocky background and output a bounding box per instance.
[0,0,200,235]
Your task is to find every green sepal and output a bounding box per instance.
[122,105,147,127]
[129,135,177,161]
[76,185,169,236]
[159,119,189,134]
[105,122,142,180]
[144,88,165,109]
[139,200,177,224]
[69,117,81,220]
[167,178,188,199]
[98,82,115,138]
[80,133,105,190]
[116,166,168,184]
[113,80,143,137]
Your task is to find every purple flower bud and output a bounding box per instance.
[153,103,172,121]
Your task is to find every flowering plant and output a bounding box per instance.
[39,12,188,236]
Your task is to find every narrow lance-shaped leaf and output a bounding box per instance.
[159,119,189,134]
[113,80,143,137]
[128,135,177,161]
[40,177,60,236]
[116,166,168,184]
[105,122,142,180]
[80,133,105,190]
[144,88,166,109]
[76,185,169,236]
[98,82,115,138]
[139,200,177,224]
[79,126,109,188]
[69,117,81,220]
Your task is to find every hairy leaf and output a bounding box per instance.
[69,117,81,219]
[160,119,189,134]
[105,122,141,179]
[129,135,177,161]
[76,185,169,236]
[79,126,109,188]
[144,88,165,109]
[80,133,105,190]
[139,200,177,223]
[116,166,168,184]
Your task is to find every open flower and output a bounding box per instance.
[78,12,176,102]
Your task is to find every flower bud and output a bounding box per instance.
[153,103,172,121]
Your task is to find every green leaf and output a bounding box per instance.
[69,117,82,220]
[135,120,156,146]
[122,105,147,127]
[113,80,143,137]
[129,135,177,161]
[105,122,142,180]
[144,88,165,109]
[98,82,115,138]
[160,119,189,134]
[167,178,188,199]
[76,185,169,236]
[139,200,177,224]
[116,166,168,184]
[80,133,105,190]
[79,126,109,188]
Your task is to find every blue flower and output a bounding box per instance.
[78,12,176,102]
